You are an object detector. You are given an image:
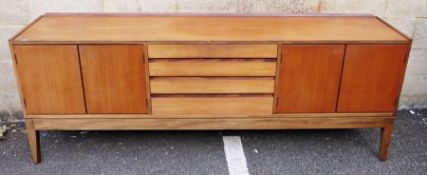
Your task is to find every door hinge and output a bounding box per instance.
[276,97,279,106]
[14,54,18,64]
[23,98,27,107]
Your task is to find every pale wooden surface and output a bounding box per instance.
[26,112,393,119]
[13,45,85,114]
[150,77,275,94]
[148,45,277,58]
[31,117,392,130]
[149,59,276,76]
[337,45,409,112]
[13,15,408,43]
[276,45,344,113]
[25,120,40,163]
[79,45,148,114]
[152,97,273,115]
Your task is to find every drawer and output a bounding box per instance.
[150,77,275,94]
[149,59,276,76]
[148,45,277,58]
[152,96,273,115]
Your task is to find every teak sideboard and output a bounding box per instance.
[9,13,411,163]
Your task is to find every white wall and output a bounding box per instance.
[1,0,426,117]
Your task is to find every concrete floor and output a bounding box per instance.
[0,109,426,175]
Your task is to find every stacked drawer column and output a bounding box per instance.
[147,45,278,115]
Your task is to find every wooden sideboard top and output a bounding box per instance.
[12,13,410,44]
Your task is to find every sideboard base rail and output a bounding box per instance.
[25,116,394,164]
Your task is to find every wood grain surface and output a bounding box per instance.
[79,45,148,114]
[149,59,276,76]
[26,112,393,119]
[31,117,392,130]
[148,45,277,58]
[152,97,273,115]
[13,45,85,114]
[150,77,275,94]
[337,45,409,112]
[25,120,41,163]
[13,15,408,43]
[276,45,345,113]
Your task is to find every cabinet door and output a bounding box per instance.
[337,45,409,112]
[276,45,344,113]
[14,45,85,114]
[79,45,148,114]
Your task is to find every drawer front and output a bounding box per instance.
[148,45,277,58]
[150,77,275,94]
[149,59,276,76]
[152,97,273,115]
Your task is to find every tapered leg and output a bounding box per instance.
[379,120,394,161]
[25,120,41,164]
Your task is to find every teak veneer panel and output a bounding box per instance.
[79,45,148,114]
[25,120,40,163]
[276,45,344,113]
[148,45,277,58]
[13,45,85,114]
[30,117,393,130]
[26,112,393,119]
[149,59,276,76]
[13,15,408,43]
[150,77,275,94]
[337,45,409,112]
[152,97,273,115]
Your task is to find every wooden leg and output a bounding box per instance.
[25,120,41,164]
[379,120,394,161]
